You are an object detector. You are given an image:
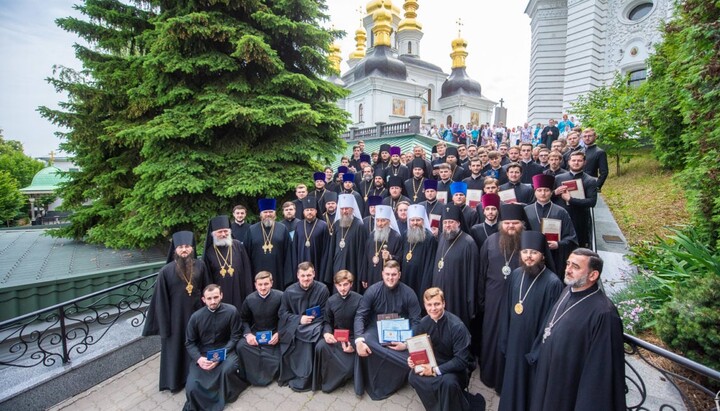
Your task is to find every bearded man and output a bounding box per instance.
[291,196,329,280]
[477,203,526,392]
[246,198,293,290]
[360,205,402,291]
[470,193,500,250]
[203,216,253,312]
[400,204,438,304]
[323,194,367,292]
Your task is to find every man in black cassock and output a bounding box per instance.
[312,171,330,215]
[354,260,421,400]
[278,262,329,392]
[444,181,478,232]
[404,158,427,204]
[321,191,338,236]
[360,205,403,291]
[477,203,526,392]
[581,128,609,191]
[445,146,466,182]
[554,151,598,248]
[519,142,545,184]
[382,176,411,211]
[323,194,367,292]
[431,203,479,328]
[527,248,626,411]
[279,201,300,241]
[236,271,282,386]
[420,179,442,237]
[230,205,250,246]
[499,163,535,205]
[312,269,362,393]
[339,173,365,214]
[470,193,500,251]
[407,287,479,411]
[396,200,410,236]
[183,284,248,411]
[401,204,437,304]
[384,146,410,183]
[246,198,293,290]
[525,174,578,276]
[291,196,328,283]
[362,195,383,235]
[203,216,253,313]
[369,168,389,200]
[143,231,210,392]
[374,143,391,173]
[356,164,375,215]
[498,231,563,411]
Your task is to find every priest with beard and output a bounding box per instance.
[431,203,480,328]
[353,260,422,400]
[384,146,410,183]
[369,168,389,200]
[357,165,375,214]
[470,193,500,251]
[143,231,210,393]
[477,203,526,392]
[235,271,283,386]
[278,262,329,392]
[312,270,362,393]
[420,179,442,237]
[362,195,383,234]
[323,193,367,293]
[291,196,328,282]
[400,204,438,304]
[441,181,477,233]
[246,198,293,290]
[404,158,427,204]
[524,174,578,276]
[360,205,402,291]
[382,176,411,212]
[320,191,338,237]
[202,216,253,312]
[498,231,563,411]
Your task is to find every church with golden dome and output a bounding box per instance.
[330,0,497,130]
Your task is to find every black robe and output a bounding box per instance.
[527,284,626,411]
[404,177,427,204]
[524,202,578,276]
[279,218,300,242]
[368,185,388,199]
[431,231,479,327]
[477,232,522,391]
[230,221,250,246]
[463,174,486,191]
[553,171,598,248]
[361,229,403,291]
[353,281,422,400]
[583,144,609,190]
[236,289,283,386]
[184,303,247,411]
[312,291,362,392]
[322,211,336,236]
[483,165,508,185]
[400,229,437,304]
[499,181,535,205]
[470,221,499,251]
[497,268,563,411]
[246,222,293,290]
[519,160,545,184]
[362,215,375,235]
[421,200,443,230]
[384,164,410,184]
[203,240,253,313]
[323,217,367,292]
[313,188,329,215]
[142,260,210,392]
[408,311,476,411]
[277,281,329,391]
[382,194,411,212]
[291,218,329,284]
[356,179,375,208]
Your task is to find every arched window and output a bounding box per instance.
[358,104,364,123]
[628,2,653,21]
[628,68,647,88]
[408,41,412,54]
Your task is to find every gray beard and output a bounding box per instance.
[443,227,461,241]
[565,273,589,289]
[213,236,233,247]
[406,226,426,244]
[374,226,390,242]
[339,214,354,228]
[262,219,274,228]
[364,175,372,182]
[521,260,545,277]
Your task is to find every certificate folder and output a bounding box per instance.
[406,334,437,373]
[206,348,226,362]
[256,330,272,345]
[333,329,350,342]
[305,305,321,317]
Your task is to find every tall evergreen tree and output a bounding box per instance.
[41,0,348,248]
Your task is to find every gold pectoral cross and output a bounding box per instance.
[262,243,274,254]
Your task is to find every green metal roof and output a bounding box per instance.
[19,166,69,193]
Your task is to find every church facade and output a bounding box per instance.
[525,0,675,124]
[330,0,496,131]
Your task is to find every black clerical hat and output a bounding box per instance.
[343,173,355,183]
[424,179,438,190]
[167,230,196,263]
[210,215,230,231]
[446,146,459,158]
[442,203,462,222]
[373,168,385,178]
[521,230,547,253]
[388,176,403,188]
[499,203,526,222]
[325,191,338,203]
[367,195,383,207]
[360,153,371,163]
[410,158,425,170]
[379,144,391,154]
[302,196,318,210]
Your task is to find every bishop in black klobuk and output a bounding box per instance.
[322,193,367,293]
[360,205,402,291]
[290,196,329,282]
[400,204,438,304]
[246,198,293,290]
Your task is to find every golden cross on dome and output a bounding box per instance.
[49,150,55,166]
[456,18,464,37]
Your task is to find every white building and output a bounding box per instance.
[332,0,496,130]
[525,0,674,125]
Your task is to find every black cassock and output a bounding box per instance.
[404,177,427,204]
[277,281,329,391]
[203,240,253,313]
[361,230,403,290]
[470,221,499,251]
[439,204,477,233]
[362,215,375,235]
[291,218,329,285]
[553,171,598,249]
[143,260,210,392]
[431,232,479,327]
[524,202,578,276]
[184,303,248,411]
[408,311,476,411]
[497,267,563,411]
[499,181,535,205]
[400,230,437,304]
[477,233,521,392]
[527,284,626,411]
[231,221,250,246]
[323,217,367,292]
[246,222,293,290]
[236,289,283,386]
[353,282,421,400]
[312,291,362,392]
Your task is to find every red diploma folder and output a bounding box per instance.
[544,232,560,242]
[333,329,350,342]
[410,350,430,365]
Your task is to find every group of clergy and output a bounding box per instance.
[142,136,623,411]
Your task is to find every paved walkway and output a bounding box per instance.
[49,353,500,411]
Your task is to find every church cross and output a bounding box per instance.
[456,18,464,37]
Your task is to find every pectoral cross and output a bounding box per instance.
[262,243,273,254]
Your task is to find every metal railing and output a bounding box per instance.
[0,273,155,368]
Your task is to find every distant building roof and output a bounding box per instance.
[19,166,69,194]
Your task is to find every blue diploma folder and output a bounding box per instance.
[256,330,272,345]
[305,305,321,317]
[206,348,226,362]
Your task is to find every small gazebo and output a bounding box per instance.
[19,166,68,223]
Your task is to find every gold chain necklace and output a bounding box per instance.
[339,219,353,249]
[412,178,424,202]
[303,219,318,247]
[514,267,545,315]
[437,232,462,270]
[373,238,388,266]
[213,244,234,277]
[176,261,195,296]
[261,222,276,254]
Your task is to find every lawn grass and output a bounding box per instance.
[601,148,690,245]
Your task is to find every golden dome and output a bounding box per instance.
[371,0,393,47]
[398,0,422,32]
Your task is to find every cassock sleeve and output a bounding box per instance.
[185,313,202,361]
[437,320,473,375]
[278,291,300,344]
[142,270,167,337]
[224,308,243,351]
[353,288,373,337]
[239,298,253,336]
[477,240,490,314]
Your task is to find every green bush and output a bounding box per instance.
[655,272,720,370]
